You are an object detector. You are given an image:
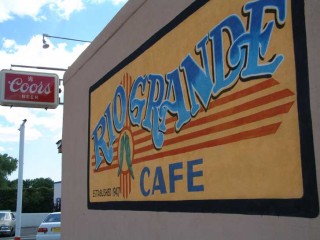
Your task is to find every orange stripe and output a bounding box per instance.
[129,175,131,194]
[92,78,290,173]
[180,89,293,131]
[120,172,122,195]
[134,122,281,164]
[94,163,119,172]
[206,78,279,110]
[91,160,118,167]
[134,101,293,155]
[93,100,294,171]
[126,73,129,127]
[123,174,126,198]
[122,173,125,198]
[133,78,279,136]
[94,116,283,173]
[126,174,129,198]
[91,150,118,167]
[134,89,294,146]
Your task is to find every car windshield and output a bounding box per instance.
[44,213,61,223]
[0,213,6,220]
[0,213,8,220]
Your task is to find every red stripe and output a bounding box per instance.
[133,78,279,136]
[134,90,294,146]
[120,172,123,196]
[94,120,282,173]
[92,78,293,173]
[134,101,293,155]
[93,100,294,172]
[134,122,281,164]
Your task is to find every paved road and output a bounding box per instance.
[0,227,38,240]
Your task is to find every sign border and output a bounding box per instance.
[87,0,319,218]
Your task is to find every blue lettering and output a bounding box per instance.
[142,74,165,149]
[169,162,183,193]
[187,159,204,192]
[140,167,151,197]
[91,104,115,168]
[209,15,246,96]
[152,166,167,195]
[180,36,213,116]
[230,0,286,79]
[159,68,190,133]
[113,85,126,132]
[129,76,147,126]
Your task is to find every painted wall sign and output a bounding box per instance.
[88,0,319,217]
[0,70,59,109]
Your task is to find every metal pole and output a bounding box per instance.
[11,64,67,71]
[15,119,27,240]
[43,33,91,43]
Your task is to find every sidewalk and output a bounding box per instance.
[21,227,38,236]
[0,227,38,240]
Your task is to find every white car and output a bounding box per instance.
[36,212,61,240]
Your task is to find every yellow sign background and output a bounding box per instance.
[89,0,302,203]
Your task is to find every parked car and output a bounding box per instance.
[36,212,61,240]
[0,210,16,237]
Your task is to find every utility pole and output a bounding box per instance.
[14,119,27,240]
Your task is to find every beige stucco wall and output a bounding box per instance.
[61,0,320,239]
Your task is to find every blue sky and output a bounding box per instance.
[0,0,127,182]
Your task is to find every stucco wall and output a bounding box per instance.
[61,0,320,239]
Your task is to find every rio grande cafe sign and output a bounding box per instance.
[88,0,319,217]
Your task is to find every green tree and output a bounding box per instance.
[0,154,18,188]
[7,178,54,189]
[29,178,54,189]
[23,187,54,213]
[0,188,54,213]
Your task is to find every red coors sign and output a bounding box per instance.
[0,70,59,109]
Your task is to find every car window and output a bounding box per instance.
[44,213,61,223]
[11,213,15,219]
[0,213,11,220]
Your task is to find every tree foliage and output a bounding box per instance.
[0,153,55,212]
[0,153,18,188]
[9,178,54,189]
[0,187,53,213]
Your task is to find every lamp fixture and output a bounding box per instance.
[42,33,92,49]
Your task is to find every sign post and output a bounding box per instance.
[14,119,27,240]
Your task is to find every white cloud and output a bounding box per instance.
[1,35,89,78]
[109,0,127,5]
[3,39,17,49]
[0,0,127,23]
[0,106,63,133]
[48,0,84,20]
[0,0,85,23]
[88,0,127,5]
[0,107,60,142]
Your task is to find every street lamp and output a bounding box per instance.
[42,33,91,49]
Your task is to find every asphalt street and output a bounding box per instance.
[0,227,38,240]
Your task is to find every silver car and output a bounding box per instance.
[0,211,16,237]
[36,212,61,240]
